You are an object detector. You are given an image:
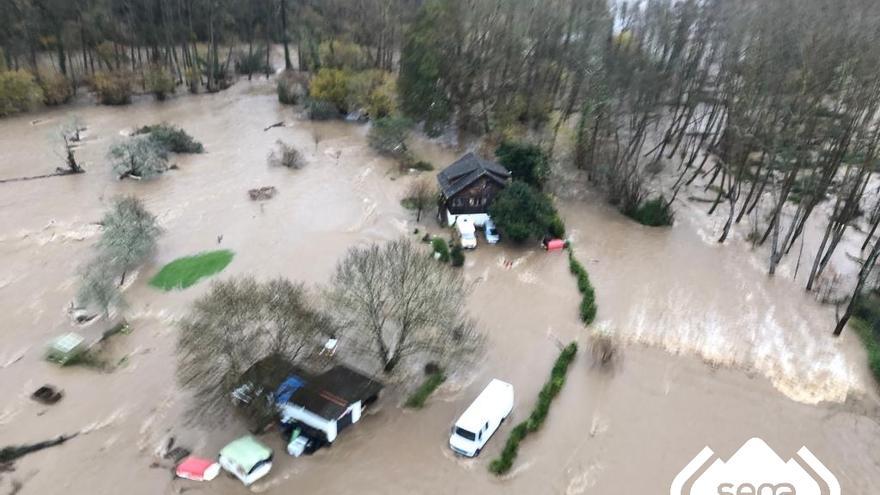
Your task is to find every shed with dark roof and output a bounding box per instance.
[278,365,383,445]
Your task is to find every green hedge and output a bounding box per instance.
[489,342,578,475]
[852,319,880,385]
[568,250,597,324]
[404,372,446,408]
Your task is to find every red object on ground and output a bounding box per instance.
[176,456,221,481]
[546,239,565,251]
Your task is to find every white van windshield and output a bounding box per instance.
[454,427,476,441]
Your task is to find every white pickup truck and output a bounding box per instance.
[449,379,514,457]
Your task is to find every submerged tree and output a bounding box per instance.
[97,196,162,285]
[326,239,483,374]
[55,118,85,174]
[176,276,329,426]
[108,136,168,180]
[75,196,161,315]
[76,256,125,317]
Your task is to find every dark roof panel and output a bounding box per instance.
[287,365,384,421]
[437,152,510,197]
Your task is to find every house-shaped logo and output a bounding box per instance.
[671,438,840,495]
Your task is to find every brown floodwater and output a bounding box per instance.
[1,77,878,495]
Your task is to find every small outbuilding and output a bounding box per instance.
[437,152,511,227]
[278,365,383,445]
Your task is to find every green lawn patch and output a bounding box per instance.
[489,342,578,475]
[149,250,234,290]
[404,372,446,409]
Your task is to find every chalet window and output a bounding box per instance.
[468,198,476,206]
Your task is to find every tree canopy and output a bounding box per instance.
[489,182,564,243]
[176,276,330,426]
[326,239,483,374]
[495,141,549,188]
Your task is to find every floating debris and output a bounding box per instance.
[248,186,277,201]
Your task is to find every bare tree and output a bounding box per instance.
[176,276,330,426]
[55,116,85,174]
[326,239,483,374]
[403,177,436,222]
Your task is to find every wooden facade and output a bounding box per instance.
[436,152,511,223]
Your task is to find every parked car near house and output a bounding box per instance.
[456,217,477,249]
[484,218,500,244]
[449,379,514,457]
[218,436,273,486]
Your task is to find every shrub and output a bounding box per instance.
[368,116,412,158]
[305,98,340,120]
[347,70,397,118]
[319,40,369,70]
[145,66,175,100]
[135,123,204,153]
[277,70,307,105]
[489,343,577,475]
[0,70,43,117]
[309,68,351,112]
[450,243,465,267]
[431,237,450,263]
[235,47,271,75]
[93,71,133,105]
[568,250,597,324]
[548,214,566,239]
[624,196,674,227]
[489,182,563,243]
[495,141,549,188]
[39,72,73,106]
[268,140,304,169]
[404,371,446,408]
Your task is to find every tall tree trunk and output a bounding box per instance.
[280,0,292,70]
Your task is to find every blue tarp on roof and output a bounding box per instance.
[275,376,306,406]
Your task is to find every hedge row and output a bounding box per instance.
[489,342,578,475]
[568,249,597,324]
[404,372,446,409]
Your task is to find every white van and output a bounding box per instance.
[456,217,478,249]
[449,379,514,457]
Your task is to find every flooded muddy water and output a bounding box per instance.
[1,77,879,495]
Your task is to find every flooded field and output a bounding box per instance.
[1,78,879,494]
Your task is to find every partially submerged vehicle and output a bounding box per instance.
[456,217,478,249]
[45,332,85,365]
[217,436,273,486]
[484,217,500,244]
[449,379,514,457]
[175,456,220,482]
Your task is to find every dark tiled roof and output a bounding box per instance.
[288,366,384,421]
[437,152,511,198]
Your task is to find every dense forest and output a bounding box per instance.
[3,0,880,334]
